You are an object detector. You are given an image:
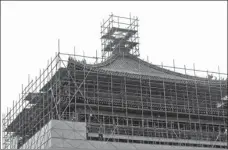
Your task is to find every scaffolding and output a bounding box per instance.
[101,13,139,59]
[2,14,228,149]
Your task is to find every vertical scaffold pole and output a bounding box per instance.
[218,66,226,142]
[184,65,191,138]
[74,47,77,121]
[83,51,87,123]
[193,63,201,142]
[161,62,168,138]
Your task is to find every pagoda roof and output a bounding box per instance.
[67,53,220,85]
[94,54,188,80]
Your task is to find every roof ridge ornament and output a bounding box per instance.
[100,13,140,60]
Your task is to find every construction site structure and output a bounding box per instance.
[101,14,139,59]
[2,14,228,149]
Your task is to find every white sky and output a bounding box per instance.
[1,1,227,115]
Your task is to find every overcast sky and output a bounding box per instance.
[1,1,227,114]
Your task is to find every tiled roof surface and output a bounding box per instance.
[99,55,187,80]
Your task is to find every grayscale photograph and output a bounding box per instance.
[1,1,227,149]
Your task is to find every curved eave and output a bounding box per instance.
[67,53,227,85]
[67,60,227,86]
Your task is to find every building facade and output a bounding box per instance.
[2,14,227,149]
